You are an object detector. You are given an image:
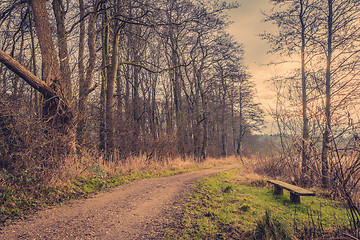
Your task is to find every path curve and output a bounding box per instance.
[0,164,238,239]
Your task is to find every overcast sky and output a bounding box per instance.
[226,0,276,101]
[225,0,297,133]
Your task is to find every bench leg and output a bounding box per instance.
[290,192,301,204]
[274,185,283,195]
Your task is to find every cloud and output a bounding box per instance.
[225,0,299,101]
[226,0,275,64]
[222,0,303,133]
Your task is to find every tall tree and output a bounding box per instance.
[30,0,73,129]
[99,0,110,152]
[77,0,98,146]
[262,0,319,185]
[317,0,360,187]
[321,0,333,188]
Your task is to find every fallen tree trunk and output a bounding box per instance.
[0,49,72,131]
[0,49,56,99]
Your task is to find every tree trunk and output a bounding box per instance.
[52,0,72,100]
[237,83,243,156]
[77,0,86,145]
[300,0,309,186]
[12,26,25,98]
[167,0,185,156]
[132,64,140,154]
[200,87,207,160]
[150,77,157,140]
[105,20,121,160]
[99,3,110,152]
[29,5,40,114]
[30,0,61,87]
[221,105,227,157]
[321,0,333,188]
[130,17,141,154]
[172,45,184,156]
[77,0,97,146]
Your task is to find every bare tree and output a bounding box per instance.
[262,0,320,185]
[316,0,360,187]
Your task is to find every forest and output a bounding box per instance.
[0,0,264,161]
[0,0,360,239]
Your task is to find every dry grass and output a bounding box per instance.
[51,152,240,188]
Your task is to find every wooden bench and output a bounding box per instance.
[267,180,315,204]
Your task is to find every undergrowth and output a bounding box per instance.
[166,169,349,239]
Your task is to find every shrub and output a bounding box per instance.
[253,210,293,240]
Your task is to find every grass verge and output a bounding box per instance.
[166,169,349,239]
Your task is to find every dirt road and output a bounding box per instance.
[0,165,238,239]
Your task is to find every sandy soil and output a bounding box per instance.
[0,164,238,240]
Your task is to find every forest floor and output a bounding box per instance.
[0,164,239,239]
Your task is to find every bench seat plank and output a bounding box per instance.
[267,180,315,196]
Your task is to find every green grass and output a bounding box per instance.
[166,169,349,239]
[70,168,191,194]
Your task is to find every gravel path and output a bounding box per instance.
[0,165,238,240]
